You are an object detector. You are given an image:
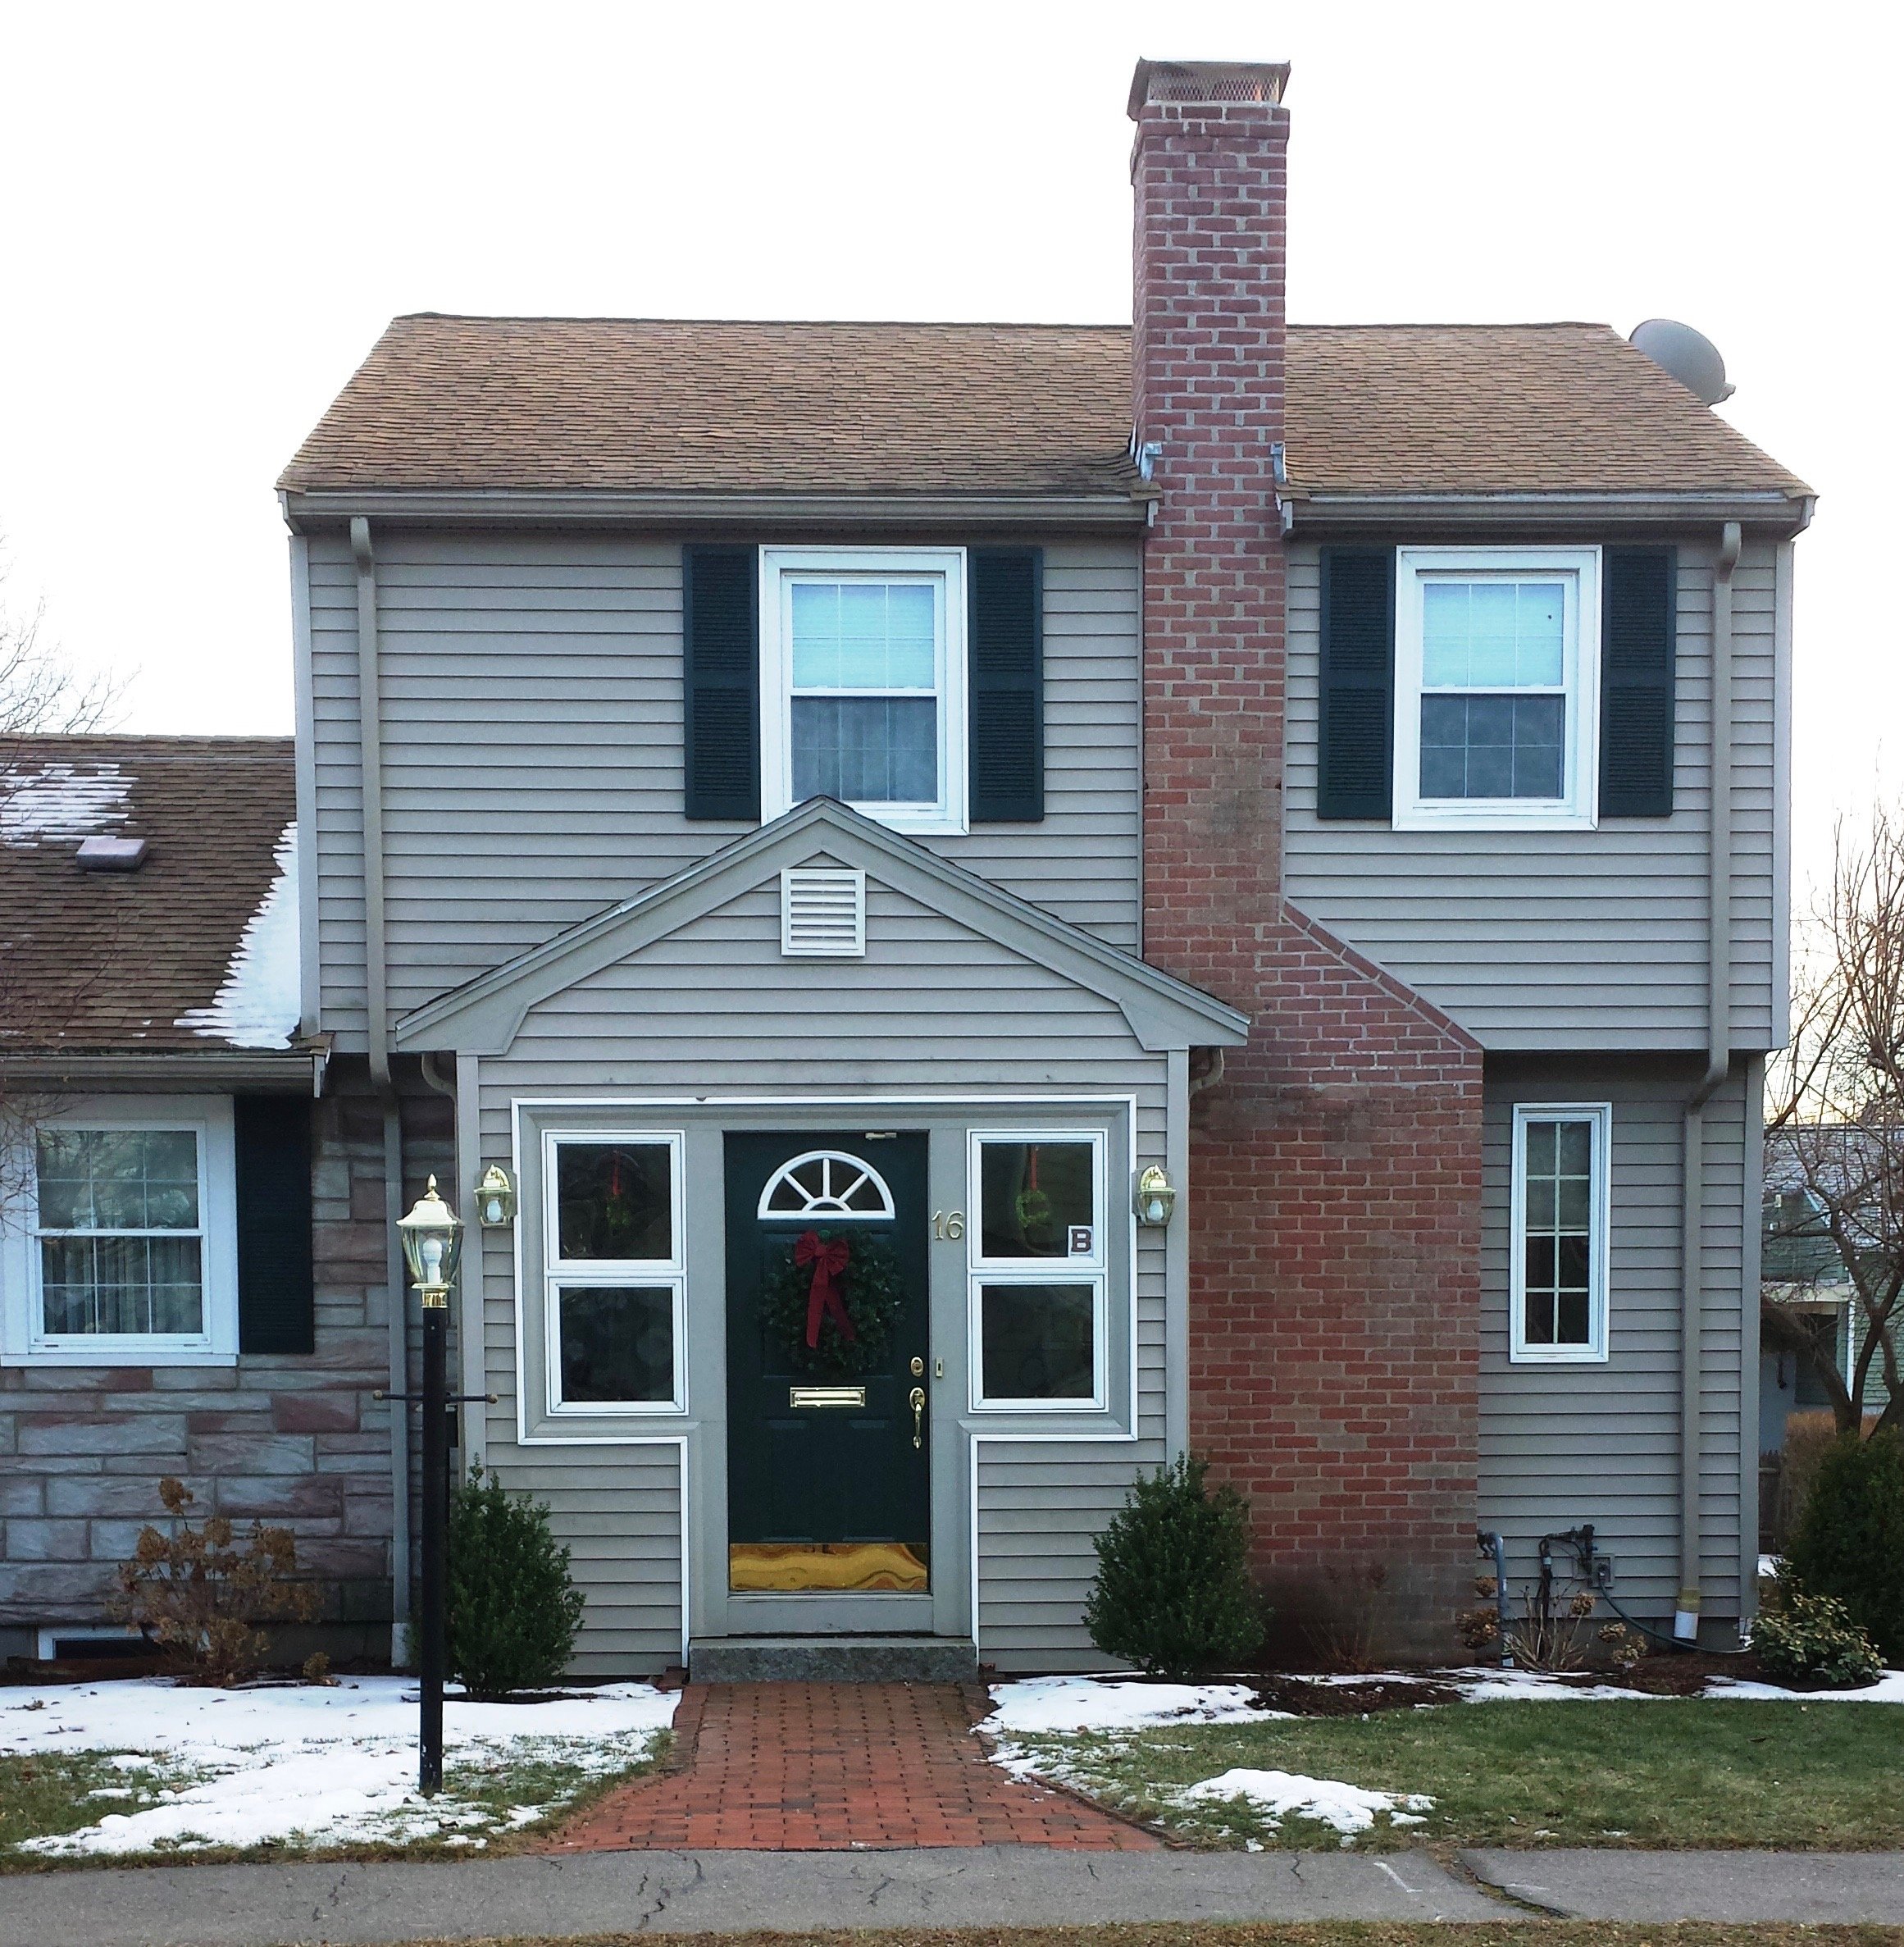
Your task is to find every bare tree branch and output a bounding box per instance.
[1765,804,1904,1435]
[0,540,127,736]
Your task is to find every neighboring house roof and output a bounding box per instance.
[0,736,302,1058]
[277,313,1810,509]
[393,796,1252,1057]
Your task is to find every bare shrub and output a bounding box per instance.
[1305,1560,1390,1672]
[109,1477,319,1686]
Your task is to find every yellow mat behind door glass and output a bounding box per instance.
[728,1542,928,1593]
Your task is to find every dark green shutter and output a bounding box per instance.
[1317,547,1396,819]
[684,545,760,820]
[968,548,1044,823]
[235,1096,314,1356]
[1600,548,1677,818]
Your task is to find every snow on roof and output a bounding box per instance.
[0,759,132,846]
[175,822,301,1050]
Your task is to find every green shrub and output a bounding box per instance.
[1752,1584,1883,1688]
[446,1466,585,1696]
[1083,1453,1265,1680]
[1784,1429,1904,1663]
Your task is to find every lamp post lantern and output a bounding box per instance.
[397,1175,462,1795]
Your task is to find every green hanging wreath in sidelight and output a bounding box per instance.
[758,1226,909,1377]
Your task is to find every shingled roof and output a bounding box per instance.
[278,314,1809,505]
[0,737,300,1057]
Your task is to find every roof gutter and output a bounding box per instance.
[285,489,1149,533]
[1677,517,1742,1646]
[352,514,413,1669]
[0,1051,323,1092]
[1289,490,1814,537]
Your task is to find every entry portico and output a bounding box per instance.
[395,798,1248,1674]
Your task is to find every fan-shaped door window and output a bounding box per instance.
[757,1150,896,1222]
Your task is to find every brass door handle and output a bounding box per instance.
[909,1385,926,1449]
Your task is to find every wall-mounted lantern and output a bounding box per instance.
[475,1164,517,1228]
[1134,1165,1177,1229]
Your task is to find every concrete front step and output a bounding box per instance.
[688,1634,979,1683]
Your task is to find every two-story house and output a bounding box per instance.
[1,58,1811,1678]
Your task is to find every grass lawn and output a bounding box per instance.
[0,1735,667,1871]
[1000,1700,1904,1851]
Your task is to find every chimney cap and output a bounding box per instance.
[1128,57,1290,119]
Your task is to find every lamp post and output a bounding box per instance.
[396,1175,462,1795]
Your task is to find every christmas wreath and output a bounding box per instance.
[758,1226,908,1377]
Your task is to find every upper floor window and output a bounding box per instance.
[1510,1102,1611,1363]
[759,547,968,835]
[2,1099,239,1366]
[1393,547,1601,832]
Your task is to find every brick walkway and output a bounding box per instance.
[540,1681,1159,1851]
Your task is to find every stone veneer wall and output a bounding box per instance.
[0,1061,449,1663]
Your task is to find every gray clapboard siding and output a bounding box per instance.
[468,873,1168,1670]
[1478,1054,1753,1619]
[304,533,1141,1044]
[1284,540,1782,1052]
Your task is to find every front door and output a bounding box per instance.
[724,1131,931,1598]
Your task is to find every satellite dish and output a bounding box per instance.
[1630,318,1735,406]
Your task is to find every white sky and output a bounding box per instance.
[0,1,1891,900]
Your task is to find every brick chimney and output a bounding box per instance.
[1129,59,1484,1660]
[1130,57,1291,973]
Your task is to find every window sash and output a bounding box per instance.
[545,1274,686,1415]
[31,1126,209,1346]
[1392,547,1601,832]
[758,546,968,834]
[1509,1102,1612,1363]
[543,1131,685,1273]
[966,1128,1110,1410]
[539,1130,687,1416]
[968,1129,1106,1270]
[6,1102,238,1366]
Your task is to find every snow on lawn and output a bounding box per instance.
[1179,1768,1433,1840]
[982,1676,1284,1735]
[175,820,300,1049]
[0,1676,676,1858]
[1706,1670,1904,1703]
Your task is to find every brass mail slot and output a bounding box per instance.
[789,1385,867,1409]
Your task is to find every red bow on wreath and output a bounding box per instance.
[794,1229,855,1350]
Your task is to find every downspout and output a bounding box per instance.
[1678,519,1741,1644]
[353,515,413,1669]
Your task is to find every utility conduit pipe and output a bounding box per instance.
[1678,519,1741,1644]
[353,516,413,1669]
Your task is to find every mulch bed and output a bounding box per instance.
[1247,1676,1462,1716]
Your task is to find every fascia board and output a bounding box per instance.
[394,801,1250,1057]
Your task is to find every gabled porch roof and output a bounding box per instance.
[393,798,1250,1057]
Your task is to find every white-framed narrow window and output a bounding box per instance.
[542,1131,686,1414]
[1,1098,239,1367]
[1394,546,1601,832]
[1510,1103,1612,1363]
[759,545,968,835]
[967,1130,1107,1410]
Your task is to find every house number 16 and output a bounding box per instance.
[932,1210,965,1240]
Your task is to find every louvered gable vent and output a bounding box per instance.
[781,867,866,957]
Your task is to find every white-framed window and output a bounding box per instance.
[541,1130,686,1415]
[966,1129,1107,1410]
[1510,1102,1612,1364]
[758,545,968,835]
[1,1097,239,1367]
[1393,546,1601,832]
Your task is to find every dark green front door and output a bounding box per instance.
[724,1132,930,1594]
